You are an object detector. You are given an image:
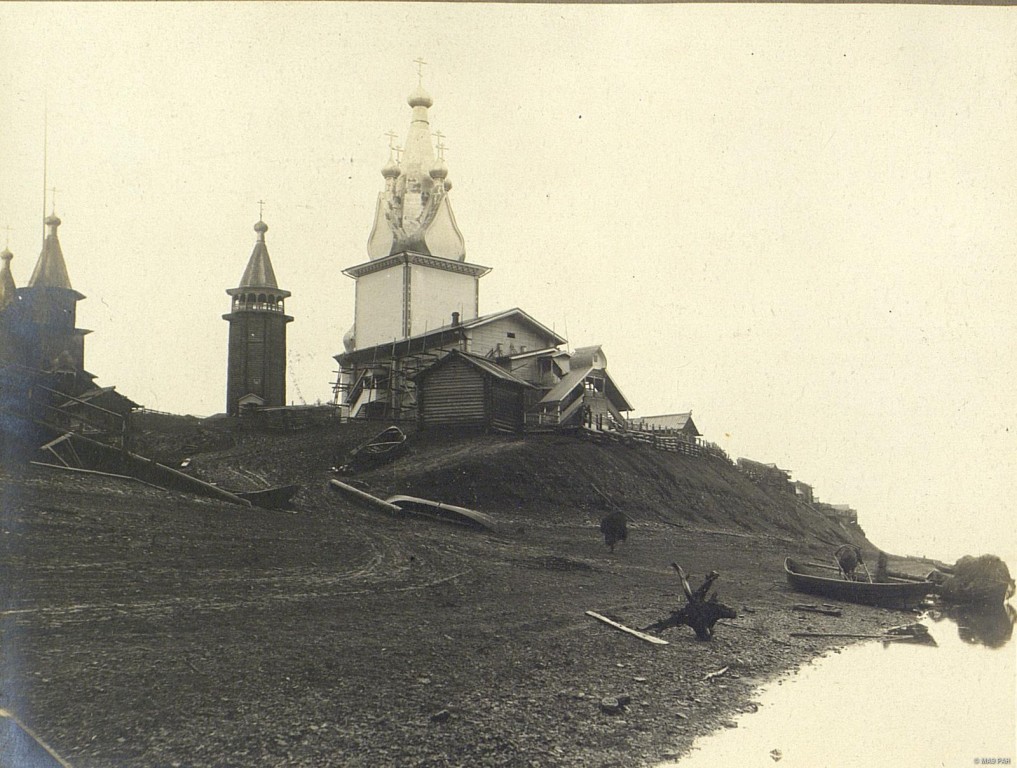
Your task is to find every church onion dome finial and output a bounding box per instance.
[382,158,401,179]
[408,84,433,109]
[45,214,61,230]
[254,219,268,238]
[429,158,448,181]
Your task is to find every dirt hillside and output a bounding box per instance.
[1,414,922,768]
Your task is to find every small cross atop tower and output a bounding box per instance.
[48,186,60,215]
[2,225,12,248]
[413,57,427,85]
[257,199,266,221]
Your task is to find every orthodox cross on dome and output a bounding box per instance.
[413,57,427,85]
[432,130,447,160]
[257,199,266,221]
[2,225,12,248]
[385,130,399,159]
[394,145,404,163]
[48,186,59,215]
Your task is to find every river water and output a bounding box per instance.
[658,604,1016,768]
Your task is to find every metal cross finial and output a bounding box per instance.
[48,186,59,215]
[394,145,404,163]
[432,130,447,161]
[385,130,399,157]
[257,199,266,221]
[2,225,12,248]
[413,57,427,85]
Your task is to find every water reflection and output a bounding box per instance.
[661,606,1015,768]
[928,603,1017,648]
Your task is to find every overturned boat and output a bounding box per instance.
[385,495,498,532]
[337,426,408,473]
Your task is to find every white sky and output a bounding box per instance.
[1,4,1015,565]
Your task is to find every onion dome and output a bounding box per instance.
[429,158,448,181]
[443,178,453,191]
[408,85,433,109]
[382,159,401,179]
[254,220,268,237]
[45,214,61,228]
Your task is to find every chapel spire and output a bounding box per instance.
[238,217,281,290]
[28,214,74,291]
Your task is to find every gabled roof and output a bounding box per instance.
[410,349,534,387]
[59,385,141,413]
[632,412,701,436]
[336,306,566,365]
[459,307,567,346]
[569,345,602,369]
[538,365,634,412]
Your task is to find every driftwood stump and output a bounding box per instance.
[642,563,737,641]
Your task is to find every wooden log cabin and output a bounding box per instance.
[410,349,534,432]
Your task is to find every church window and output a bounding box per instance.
[506,332,516,339]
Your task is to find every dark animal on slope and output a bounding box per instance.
[835,544,864,580]
[600,509,628,553]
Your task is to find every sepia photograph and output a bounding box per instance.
[1,3,1014,767]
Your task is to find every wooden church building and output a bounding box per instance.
[0,210,138,457]
[332,79,633,431]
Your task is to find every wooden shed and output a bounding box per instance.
[410,349,533,433]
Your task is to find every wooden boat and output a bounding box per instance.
[338,426,408,473]
[784,557,934,607]
[385,495,498,532]
[235,484,299,510]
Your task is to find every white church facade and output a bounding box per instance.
[333,78,632,431]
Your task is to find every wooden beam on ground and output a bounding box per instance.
[790,632,888,639]
[329,479,404,515]
[0,708,75,768]
[585,611,669,645]
[29,462,167,490]
[793,604,843,617]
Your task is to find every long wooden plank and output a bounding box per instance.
[585,611,669,645]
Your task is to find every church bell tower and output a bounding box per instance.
[5,213,92,388]
[223,217,292,416]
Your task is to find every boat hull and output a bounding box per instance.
[785,557,933,607]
